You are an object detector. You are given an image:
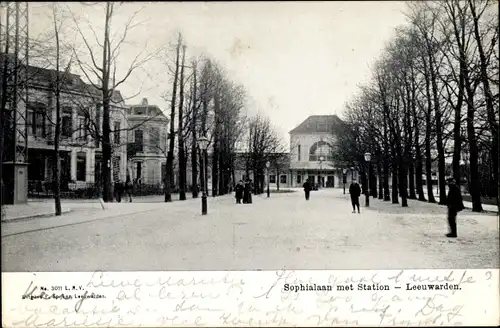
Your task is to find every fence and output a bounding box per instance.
[26,179,196,199]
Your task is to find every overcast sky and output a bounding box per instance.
[29,1,409,144]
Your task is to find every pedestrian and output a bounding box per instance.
[349,179,361,213]
[248,179,254,204]
[242,177,249,204]
[235,180,244,204]
[125,176,133,202]
[445,178,465,238]
[114,180,123,203]
[303,178,312,200]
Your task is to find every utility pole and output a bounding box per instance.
[1,2,29,206]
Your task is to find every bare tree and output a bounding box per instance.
[467,0,499,209]
[177,43,187,201]
[189,58,199,198]
[69,2,158,202]
[49,4,72,215]
[245,113,286,194]
[163,33,181,202]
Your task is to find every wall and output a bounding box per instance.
[127,112,168,185]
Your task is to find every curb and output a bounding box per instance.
[1,209,72,223]
[339,194,498,214]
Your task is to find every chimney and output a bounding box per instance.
[141,98,148,105]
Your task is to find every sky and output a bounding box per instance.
[28,1,410,146]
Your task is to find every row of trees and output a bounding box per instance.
[332,0,499,212]
[161,34,286,202]
[2,2,286,214]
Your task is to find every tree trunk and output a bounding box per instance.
[212,147,218,197]
[52,19,62,216]
[452,62,465,189]
[101,3,114,202]
[53,91,62,216]
[276,167,280,191]
[413,106,426,202]
[469,0,499,208]
[190,64,198,199]
[398,156,408,207]
[383,122,391,201]
[428,47,447,205]
[464,80,483,212]
[218,151,225,195]
[368,161,376,198]
[165,36,181,202]
[377,160,383,199]
[405,99,416,200]
[391,162,399,204]
[178,44,187,201]
[408,162,416,199]
[422,53,436,204]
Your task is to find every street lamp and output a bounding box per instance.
[319,156,324,188]
[343,168,347,194]
[198,136,209,215]
[266,160,270,198]
[364,152,371,207]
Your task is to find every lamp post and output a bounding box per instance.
[319,156,324,188]
[343,168,347,194]
[198,136,209,215]
[364,152,371,207]
[266,160,270,198]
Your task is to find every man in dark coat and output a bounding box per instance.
[235,180,244,204]
[125,176,133,202]
[349,179,361,213]
[243,178,251,204]
[114,180,123,202]
[303,178,312,200]
[446,178,465,238]
[247,179,253,204]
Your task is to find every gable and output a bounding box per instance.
[289,115,343,134]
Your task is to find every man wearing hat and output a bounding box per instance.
[445,178,465,238]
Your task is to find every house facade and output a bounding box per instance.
[20,65,128,196]
[288,115,354,188]
[126,98,169,185]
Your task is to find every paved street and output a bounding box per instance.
[2,188,498,272]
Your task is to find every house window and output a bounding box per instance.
[29,106,47,138]
[298,144,301,161]
[26,108,34,135]
[297,175,302,184]
[76,152,86,181]
[77,108,88,142]
[160,131,166,151]
[150,127,159,153]
[269,175,276,183]
[136,162,142,181]
[135,129,143,152]
[114,121,121,145]
[309,141,332,162]
[280,175,287,184]
[62,107,72,138]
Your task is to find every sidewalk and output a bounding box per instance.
[2,202,73,222]
[1,192,223,223]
